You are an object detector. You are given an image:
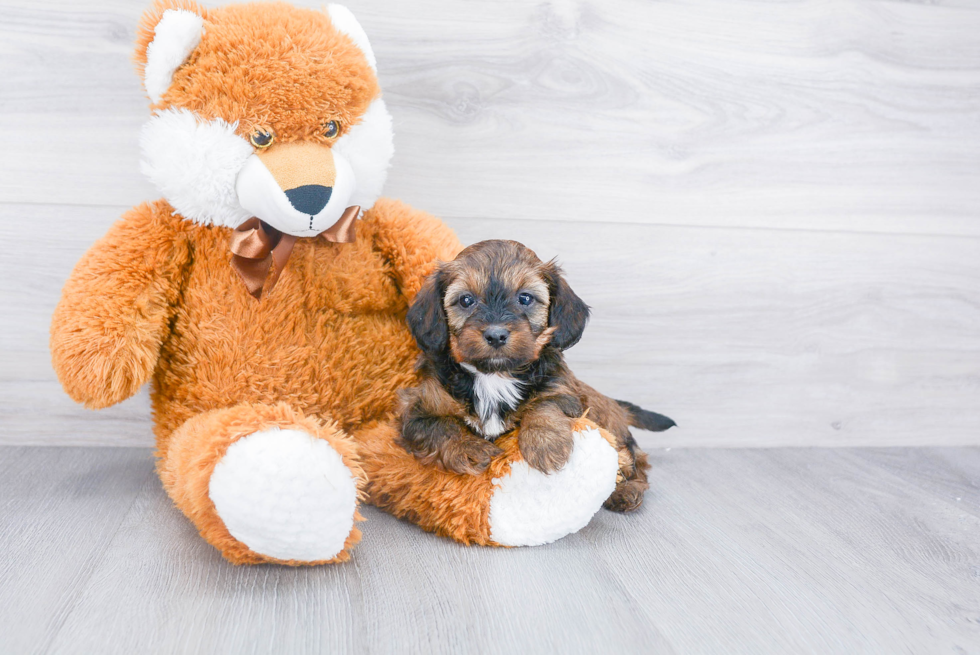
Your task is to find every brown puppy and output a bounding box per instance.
[399,239,675,512]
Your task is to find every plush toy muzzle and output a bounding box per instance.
[236,141,359,237]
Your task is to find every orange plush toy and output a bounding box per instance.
[51,0,621,565]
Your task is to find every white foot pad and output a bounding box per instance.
[488,428,619,547]
[209,428,358,562]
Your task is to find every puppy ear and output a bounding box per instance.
[543,261,590,350]
[407,267,449,355]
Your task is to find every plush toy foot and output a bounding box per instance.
[488,425,618,546]
[158,403,365,565]
[358,418,619,547]
[208,428,360,562]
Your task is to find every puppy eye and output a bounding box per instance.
[518,292,534,306]
[323,120,341,139]
[458,294,476,309]
[249,130,274,149]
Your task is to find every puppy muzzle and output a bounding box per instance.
[454,322,541,372]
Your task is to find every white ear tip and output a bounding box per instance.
[327,4,377,72]
[144,9,205,104]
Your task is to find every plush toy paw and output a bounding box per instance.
[209,428,359,562]
[488,426,618,546]
[159,403,365,565]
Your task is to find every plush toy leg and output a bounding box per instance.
[358,418,619,547]
[157,402,365,565]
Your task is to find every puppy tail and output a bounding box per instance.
[616,400,676,432]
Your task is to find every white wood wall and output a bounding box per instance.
[2,0,978,447]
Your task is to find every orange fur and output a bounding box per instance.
[136,1,379,140]
[53,197,460,449]
[50,202,194,409]
[358,417,614,546]
[52,1,467,564]
[51,196,461,562]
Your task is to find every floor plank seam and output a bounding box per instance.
[3,201,980,242]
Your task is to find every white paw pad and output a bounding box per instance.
[488,428,619,547]
[209,428,357,562]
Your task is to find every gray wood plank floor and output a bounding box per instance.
[1,444,978,654]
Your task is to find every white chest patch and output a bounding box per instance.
[461,363,524,438]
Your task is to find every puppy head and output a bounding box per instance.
[407,240,590,372]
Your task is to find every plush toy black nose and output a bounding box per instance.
[483,326,510,349]
[285,185,332,215]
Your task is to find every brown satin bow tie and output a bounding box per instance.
[229,205,360,300]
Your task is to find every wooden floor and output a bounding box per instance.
[1,443,978,654]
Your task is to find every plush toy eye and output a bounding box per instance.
[518,292,534,306]
[459,294,476,309]
[249,130,274,149]
[323,120,341,139]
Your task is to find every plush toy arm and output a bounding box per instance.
[365,198,463,303]
[50,201,191,409]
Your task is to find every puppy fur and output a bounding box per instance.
[399,239,676,513]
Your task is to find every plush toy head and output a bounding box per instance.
[135,0,394,236]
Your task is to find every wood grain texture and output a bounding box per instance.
[0,445,977,654]
[1,0,979,235]
[4,204,978,447]
[2,1,979,446]
[0,447,156,655]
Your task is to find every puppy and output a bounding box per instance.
[399,240,675,512]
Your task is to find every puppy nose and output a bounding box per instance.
[483,326,510,349]
[285,185,332,215]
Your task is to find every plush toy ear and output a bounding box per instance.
[542,261,591,351]
[406,267,450,356]
[326,4,378,72]
[324,5,390,211]
[134,0,207,104]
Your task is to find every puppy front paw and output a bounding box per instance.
[401,413,503,475]
[518,426,574,474]
[436,436,504,475]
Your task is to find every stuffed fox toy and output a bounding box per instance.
[50,0,623,565]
